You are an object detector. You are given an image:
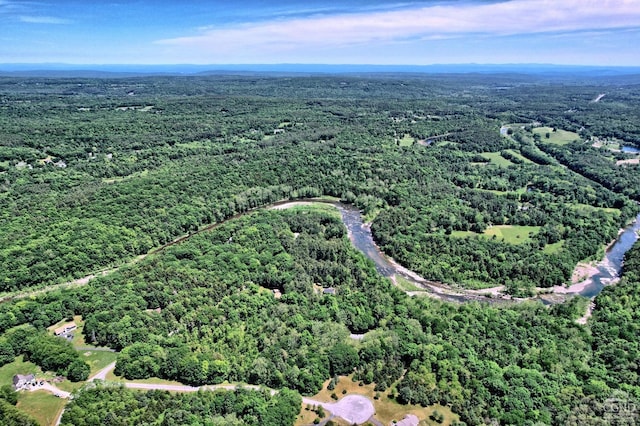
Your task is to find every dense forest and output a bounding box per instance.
[0,74,639,425]
[0,76,637,294]
[61,385,302,426]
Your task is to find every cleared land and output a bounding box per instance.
[479,152,513,167]
[0,355,40,385]
[295,374,458,426]
[543,241,565,254]
[533,127,580,145]
[398,133,415,146]
[17,390,66,426]
[452,225,540,244]
[0,356,66,425]
[83,351,118,376]
[616,158,640,166]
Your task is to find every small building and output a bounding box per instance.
[323,287,336,295]
[13,374,35,390]
[54,322,77,336]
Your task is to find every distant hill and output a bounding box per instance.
[1,63,640,78]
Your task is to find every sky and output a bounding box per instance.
[1,0,639,66]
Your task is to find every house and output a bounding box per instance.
[13,374,35,390]
[54,322,77,336]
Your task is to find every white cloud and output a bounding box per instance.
[155,0,640,60]
[19,15,71,24]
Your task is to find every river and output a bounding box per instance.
[5,199,638,305]
[334,202,640,302]
[577,213,640,298]
[334,203,503,303]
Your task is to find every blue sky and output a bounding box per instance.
[1,0,639,65]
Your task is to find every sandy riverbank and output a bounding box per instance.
[548,263,601,294]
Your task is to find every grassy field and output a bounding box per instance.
[274,201,342,220]
[485,225,540,244]
[571,203,621,215]
[295,374,459,426]
[102,168,149,184]
[17,390,66,426]
[543,241,565,254]
[434,141,458,147]
[479,152,513,167]
[533,127,580,145]
[82,350,118,376]
[452,225,540,244]
[398,133,415,147]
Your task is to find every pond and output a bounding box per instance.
[622,145,640,154]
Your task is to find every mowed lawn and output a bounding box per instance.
[533,127,580,145]
[0,355,41,386]
[0,356,66,425]
[452,225,540,244]
[17,390,66,426]
[80,350,118,376]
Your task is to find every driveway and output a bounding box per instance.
[303,394,375,425]
[88,361,116,381]
[29,382,71,399]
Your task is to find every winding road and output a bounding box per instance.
[51,361,378,426]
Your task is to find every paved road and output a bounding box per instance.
[89,361,116,381]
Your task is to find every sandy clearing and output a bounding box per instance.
[551,280,593,294]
